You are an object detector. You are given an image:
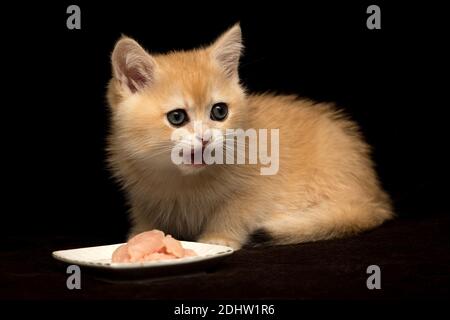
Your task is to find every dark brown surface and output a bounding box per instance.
[1,215,449,300]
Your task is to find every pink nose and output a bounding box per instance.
[196,135,210,146]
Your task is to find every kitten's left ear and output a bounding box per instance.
[209,23,243,79]
[111,37,156,94]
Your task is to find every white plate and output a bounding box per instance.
[52,241,234,279]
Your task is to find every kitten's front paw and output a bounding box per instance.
[197,235,242,250]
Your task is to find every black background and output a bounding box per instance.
[3,1,447,240]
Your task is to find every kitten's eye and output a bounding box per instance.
[167,109,188,126]
[210,102,228,121]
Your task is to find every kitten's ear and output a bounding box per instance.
[111,37,156,94]
[209,24,243,79]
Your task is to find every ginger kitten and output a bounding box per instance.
[107,24,393,249]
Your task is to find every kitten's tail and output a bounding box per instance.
[246,199,394,247]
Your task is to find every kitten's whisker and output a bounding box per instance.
[221,145,252,163]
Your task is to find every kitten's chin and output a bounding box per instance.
[177,163,209,175]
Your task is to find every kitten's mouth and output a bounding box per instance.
[189,147,207,167]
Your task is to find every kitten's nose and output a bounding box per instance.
[195,135,210,146]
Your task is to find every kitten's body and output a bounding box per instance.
[107,25,393,249]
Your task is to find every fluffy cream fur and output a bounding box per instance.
[107,24,393,249]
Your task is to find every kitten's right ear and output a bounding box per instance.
[209,23,243,79]
[111,37,156,94]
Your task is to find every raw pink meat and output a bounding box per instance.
[162,235,185,258]
[143,252,177,261]
[111,229,197,263]
[111,244,130,263]
[127,230,165,261]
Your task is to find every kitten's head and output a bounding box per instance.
[108,24,246,175]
